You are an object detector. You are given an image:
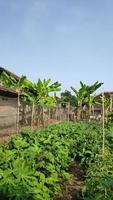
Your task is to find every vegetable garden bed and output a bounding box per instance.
[0,122,113,200]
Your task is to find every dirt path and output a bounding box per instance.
[54,162,85,200]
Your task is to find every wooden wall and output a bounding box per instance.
[0,95,18,129]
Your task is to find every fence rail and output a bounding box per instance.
[0,103,75,142]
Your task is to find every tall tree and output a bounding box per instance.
[61,90,77,107]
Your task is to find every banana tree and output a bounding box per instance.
[85,95,99,119]
[71,81,103,120]
[35,78,61,104]
[100,96,112,123]
[0,71,29,132]
[34,78,61,126]
[20,79,37,127]
[0,71,61,126]
[21,78,61,126]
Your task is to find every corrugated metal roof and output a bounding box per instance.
[95,91,113,98]
[0,67,20,81]
[0,85,18,97]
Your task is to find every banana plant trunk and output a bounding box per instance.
[77,101,82,120]
[89,104,92,120]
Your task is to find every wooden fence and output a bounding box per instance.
[19,103,74,127]
[0,102,75,141]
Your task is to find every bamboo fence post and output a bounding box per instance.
[67,102,70,122]
[42,105,45,127]
[55,107,58,121]
[16,91,20,134]
[110,94,113,112]
[59,106,61,122]
[37,105,41,128]
[102,92,105,155]
[31,101,35,128]
[48,107,50,121]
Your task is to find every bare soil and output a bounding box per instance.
[54,162,85,200]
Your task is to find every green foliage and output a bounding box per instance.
[0,71,61,107]
[71,81,103,119]
[71,81,103,102]
[0,71,27,92]
[0,122,75,199]
[35,78,61,106]
[0,122,113,199]
[83,150,113,200]
[81,124,113,200]
[61,90,77,107]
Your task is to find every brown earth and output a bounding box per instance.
[54,162,85,200]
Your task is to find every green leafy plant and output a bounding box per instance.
[0,122,113,200]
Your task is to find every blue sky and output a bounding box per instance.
[0,0,113,93]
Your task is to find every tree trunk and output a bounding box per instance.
[77,101,82,120]
[89,104,92,120]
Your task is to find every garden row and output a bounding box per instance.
[0,122,113,199]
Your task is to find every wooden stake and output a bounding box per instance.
[60,107,61,122]
[56,107,58,121]
[67,102,70,122]
[16,91,20,134]
[110,95,113,112]
[31,101,35,127]
[42,106,45,127]
[102,92,105,155]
